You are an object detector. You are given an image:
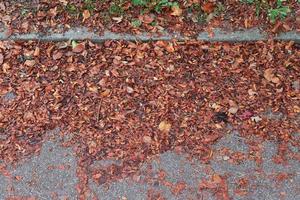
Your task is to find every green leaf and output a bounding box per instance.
[71,40,78,49]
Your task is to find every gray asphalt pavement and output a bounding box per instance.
[1,127,299,200]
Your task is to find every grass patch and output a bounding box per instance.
[109,3,124,16]
[268,0,290,23]
[131,0,178,14]
[240,0,291,21]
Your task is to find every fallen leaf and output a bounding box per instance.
[101,89,111,97]
[143,136,152,144]
[140,15,154,24]
[239,111,253,120]
[126,86,134,93]
[264,68,281,84]
[165,44,175,53]
[210,103,221,110]
[24,111,35,121]
[82,10,91,22]
[72,42,85,53]
[172,182,186,195]
[251,116,262,123]
[112,16,123,23]
[199,179,217,189]
[294,105,300,113]
[272,21,282,33]
[49,7,57,17]
[0,53,3,65]
[88,85,98,93]
[171,5,183,16]
[33,47,40,56]
[212,174,222,184]
[24,60,35,67]
[228,107,238,114]
[248,89,257,96]
[159,121,171,133]
[52,51,63,60]
[201,2,215,13]
[2,63,10,73]
[59,0,68,5]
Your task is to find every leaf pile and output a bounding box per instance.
[0,40,299,196]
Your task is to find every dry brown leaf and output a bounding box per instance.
[264,68,281,84]
[52,51,63,60]
[126,86,134,94]
[82,10,90,22]
[159,121,171,133]
[171,5,183,16]
[294,105,300,113]
[33,47,40,57]
[212,174,222,184]
[24,60,36,67]
[101,89,111,97]
[112,16,123,23]
[88,85,98,93]
[201,2,215,13]
[0,53,3,65]
[228,107,238,114]
[166,44,175,53]
[140,15,154,24]
[143,136,152,144]
[72,43,85,53]
[2,63,10,73]
[172,182,186,195]
[24,111,35,121]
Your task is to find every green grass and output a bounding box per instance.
[131,19,142,27]
[131,0,178,14]
[109,3,124,15]
[268,0,290,23]
[240,0,291,22]
[66,4,79,15]
[83,0,96,12]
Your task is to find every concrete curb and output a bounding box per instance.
[0,27,299,43]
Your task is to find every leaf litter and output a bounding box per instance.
[0,40,299,198]
[0,1,299,36]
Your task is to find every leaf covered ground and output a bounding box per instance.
[0,40,299,198]
[0,0,299,36]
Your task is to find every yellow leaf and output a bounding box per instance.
[159,121,171,133]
